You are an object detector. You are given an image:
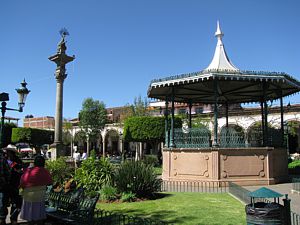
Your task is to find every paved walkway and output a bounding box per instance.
[244,182,300,215]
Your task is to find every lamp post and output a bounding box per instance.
[0,79,30,148]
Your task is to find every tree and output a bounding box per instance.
[119,104,134,122]
[119,95,149,122]
[79,98,107,155]
[123,116,182,160]
[132,95,149,117]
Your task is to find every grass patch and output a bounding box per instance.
[97,192,246,225]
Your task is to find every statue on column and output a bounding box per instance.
[49,28,75,159]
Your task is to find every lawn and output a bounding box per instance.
[97,192,246,225]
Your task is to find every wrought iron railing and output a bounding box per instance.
[161,180,228,193]
[173,127,210,148]
[150,70,291,85]
[94,209,171,225]
[220,127,245,148]
[171,127,284,149]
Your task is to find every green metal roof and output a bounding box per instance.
[248,187,283,198]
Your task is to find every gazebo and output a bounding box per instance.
[147,22,300,185]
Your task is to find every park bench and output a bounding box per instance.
[45,188,99,225]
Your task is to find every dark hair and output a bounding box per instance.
[34,155,45,167]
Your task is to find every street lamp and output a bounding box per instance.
[0,79,30,148]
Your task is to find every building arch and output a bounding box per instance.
[102,128,122,157]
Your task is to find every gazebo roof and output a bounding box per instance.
[205,21,239,72]
[148,69,300,104]
[148,23,300,104]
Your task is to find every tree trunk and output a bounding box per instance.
[149,141,162,164]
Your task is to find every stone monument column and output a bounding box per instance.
[49,29,75,159]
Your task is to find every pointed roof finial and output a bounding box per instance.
[204,21,239,72]
[215,20,224,39]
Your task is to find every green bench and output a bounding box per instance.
[45,188,99,225]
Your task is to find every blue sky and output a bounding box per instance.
[1,0,299,121]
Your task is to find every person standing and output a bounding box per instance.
[0,149,10,225]
[4,147,23,225]
[19,156,52,225]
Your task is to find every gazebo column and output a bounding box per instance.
[262,81,269,146]
[225,102,229,128]
[280,96,284,147]
[260,101,265,146]
[188,101,192,128]
[264,101,269,146]
[170,87,175,148]
[213,79,219,147]
[164,97,169,147]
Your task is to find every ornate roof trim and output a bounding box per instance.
[150,70,295,86]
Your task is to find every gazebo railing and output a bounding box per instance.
[171,127,284,149]
[173,127,210,148]
[220,127,245,148]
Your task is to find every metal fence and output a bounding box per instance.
[292,178,300,194]
[160,180,228,193]
[94,209,171,225]
[228,182,251,204]
[291,211,300,225]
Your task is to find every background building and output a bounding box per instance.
[23,116,55,130]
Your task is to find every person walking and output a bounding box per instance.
[0,149,11,225]
[19,155,52,225]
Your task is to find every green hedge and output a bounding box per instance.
[123,116,182,142]
[11,127,54,147]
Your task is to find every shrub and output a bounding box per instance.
[12,127,53,147]
[143,154,159,166]
[46,157,73,186]
[121,191,136,202]
[288,160,300,169]
[115,161,161,198]
[100,185,118,201]
[74,156,114,194]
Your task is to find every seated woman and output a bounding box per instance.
[19,156,52,225]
